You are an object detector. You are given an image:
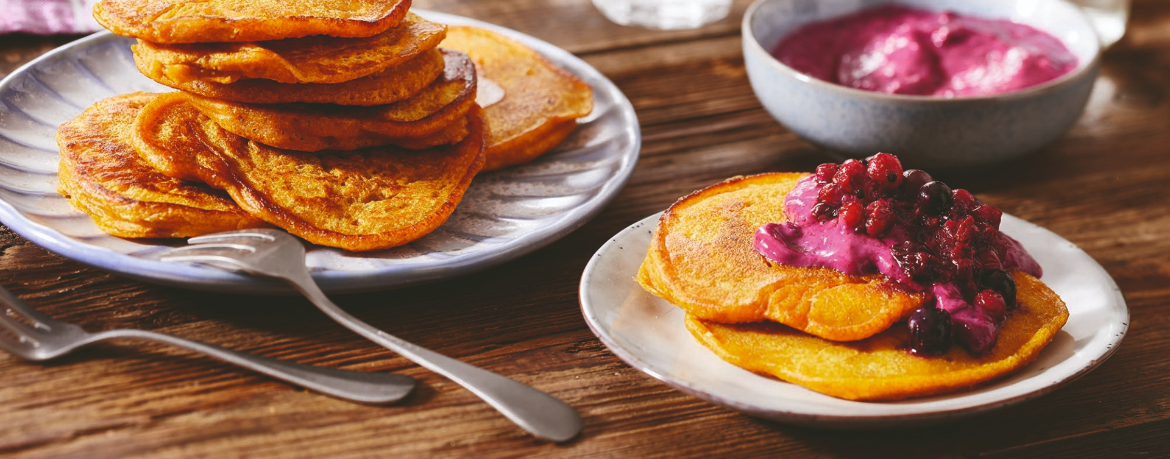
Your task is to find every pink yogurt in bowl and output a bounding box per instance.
[772,5,1079,98]
[742,0,1103,169]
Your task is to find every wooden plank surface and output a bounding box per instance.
[1,0,1169,457]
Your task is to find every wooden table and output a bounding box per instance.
[2,0,1168,456]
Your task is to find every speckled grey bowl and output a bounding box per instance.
[743,0,1102,169]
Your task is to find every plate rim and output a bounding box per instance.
[579,211,1129,429]
[0,13,641,295]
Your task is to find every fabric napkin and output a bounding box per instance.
[1,0,102,35]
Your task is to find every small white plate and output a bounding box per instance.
[0,12,639,294]
[580,212,1128,429]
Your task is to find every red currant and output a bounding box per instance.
[952,189,977,213]
[818,183,844,205]
[815,163,839,183]
[865,199,895,237]
[866,152,904,190]
[972,205,1003,227]
[840,201,864,229]
[975,289,1007,321]
[833,159,866,193]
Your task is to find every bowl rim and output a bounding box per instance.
[742,0,1103,104]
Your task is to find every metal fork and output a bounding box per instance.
[0,284,414,404]
[156,229,583,442]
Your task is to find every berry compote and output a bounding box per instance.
[753,153,1042,356]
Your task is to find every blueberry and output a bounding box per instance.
[902,169,932,197]
[917,181,953,215]
[980,269,1017,309]
[908,307,952,356]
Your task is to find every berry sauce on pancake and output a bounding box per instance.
[754,153,1041,355]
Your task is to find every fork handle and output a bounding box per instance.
[93,329,415,404]
[286,272,582,442]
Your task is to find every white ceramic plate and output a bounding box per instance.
[0,12,639,294]
[580,212,1128,429]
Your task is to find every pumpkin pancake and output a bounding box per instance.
[686,271,1069,401]
[636,173,928,342]
[142,48,445,106]
[94,0,410,43]
[56,92,265,238]
[393,117,471,151]
[132,13,446,84]
[439,26,593,171]
[183,50,477,152]
[131,92,486,252]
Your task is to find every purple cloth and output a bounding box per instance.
[1,0,102,35]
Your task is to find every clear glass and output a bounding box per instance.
[591,0,733,30]
[1069,0,1130,48]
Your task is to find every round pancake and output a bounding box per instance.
[394,117,471,150]
[439,26,593,171]
[183,50,477,152]
[686,272,1069,401]
[94,0,410,43]
[636,173,928,342]
[56,92,266,238]
[132,13,446,84]
[483,120,579,171]
[142,48,446,106]
[131,92,486,252]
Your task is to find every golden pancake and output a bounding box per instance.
[131,92,486,252]
[94,0,410,43]
[56,92,265,238]
[143,48,446,106]
[439,26,593,171]
[183,50,477,152]
[687,271,1068,401]
[482,120,578,171]
[394,117,470,151]
[636,173,928,342]
[132,13,446,84]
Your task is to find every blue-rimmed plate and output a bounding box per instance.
[0,12,640,294]
[580,212,1127,428]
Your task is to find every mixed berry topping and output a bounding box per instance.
[804,153,1028,355]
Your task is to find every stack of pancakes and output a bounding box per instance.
[56,0,592,251]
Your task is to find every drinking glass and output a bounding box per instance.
[591,0,733,30]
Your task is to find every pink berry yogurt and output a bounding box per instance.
[771,5,1078,97]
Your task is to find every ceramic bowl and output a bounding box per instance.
[742,0,1102,169]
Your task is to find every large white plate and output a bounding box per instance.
[580,212,1128,429]
[0,12,639,294]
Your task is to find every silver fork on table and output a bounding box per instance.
[0,284,414,403]
[154,229,582,442]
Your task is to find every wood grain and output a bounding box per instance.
[2,0,1170,457]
